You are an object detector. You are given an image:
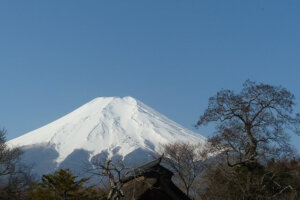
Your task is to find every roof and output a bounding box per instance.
[120,156,191,200]
[121,155,172,183]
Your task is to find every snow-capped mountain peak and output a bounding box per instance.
[8,96,205,176]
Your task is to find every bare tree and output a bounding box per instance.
[162,142,206,198]
[88,156,166,200]
[88,157,129,200]
[196,80,300,199]
[0,129,22,177]
[196,80,300,167]
[0,129,34,200]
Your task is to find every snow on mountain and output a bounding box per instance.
[8,96,206,176]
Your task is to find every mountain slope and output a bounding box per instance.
[8,96,205,176]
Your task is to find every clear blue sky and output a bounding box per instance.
[1,1,300,151]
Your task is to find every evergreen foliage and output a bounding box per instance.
[29,169,106,200]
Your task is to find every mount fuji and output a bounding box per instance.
[8,97,206,177]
